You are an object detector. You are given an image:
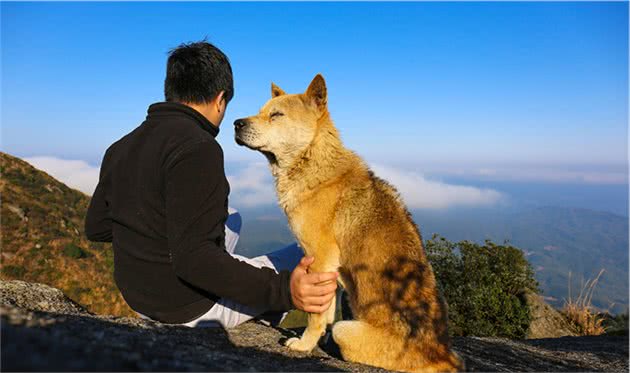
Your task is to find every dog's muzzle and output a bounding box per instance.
[234,118,252,146]
[234,118,248,130]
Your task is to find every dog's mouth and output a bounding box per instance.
[261,151,277,165]
[234,135,247,147]
[235,133,277,165]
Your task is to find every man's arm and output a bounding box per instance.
[85,150,113,242]
[166,140,293,311]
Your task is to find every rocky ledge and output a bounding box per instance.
[1,280,628,372]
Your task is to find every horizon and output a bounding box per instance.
[2,1,628,215]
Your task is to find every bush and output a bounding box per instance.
[63,243,90,259]
[3,265,26,278]
[602,311,629,336]
[425,235,539,338]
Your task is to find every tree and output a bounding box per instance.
[426,235,539,338]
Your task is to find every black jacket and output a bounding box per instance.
[85,102,293,323]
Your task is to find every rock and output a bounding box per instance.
[455,334,629,372]
[1,280,87,315]
[1,280,628,372]
[6,204,27,222]
[525,291,578,339]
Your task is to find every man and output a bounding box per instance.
[85,40,338,328]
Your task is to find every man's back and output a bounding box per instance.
[86,102,228,323]
[87,100,294,324]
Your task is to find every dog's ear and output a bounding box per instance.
[271,82,286,98]
[305,74,327,108]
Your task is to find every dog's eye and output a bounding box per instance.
[270,111,284,119]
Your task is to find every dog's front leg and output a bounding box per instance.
[285,305,334,352]
[285,256,339,353]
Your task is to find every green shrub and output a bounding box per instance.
[426,235,539,338]
[602,311,629,335]
[3,265,26,278]
[63,243,90,259]
[66,284,92,302]
[99,247,115,272]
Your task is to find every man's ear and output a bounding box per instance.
[214,91,226,112]
[271,82,286,98]
[305,74,327,108]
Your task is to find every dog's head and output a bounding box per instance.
[234,74,328,165]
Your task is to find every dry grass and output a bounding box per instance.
[562,269,608,336]
[1,152,136,318]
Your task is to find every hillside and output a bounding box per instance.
[0,152,134,316]
[504,207,628,312]
[3,280,628,372]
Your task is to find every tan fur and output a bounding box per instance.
[235,74,464,372]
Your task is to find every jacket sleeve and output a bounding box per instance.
[165,140,294,311]
[85,149,113,242]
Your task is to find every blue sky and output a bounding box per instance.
[2,2,628,211]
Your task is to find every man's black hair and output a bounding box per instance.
[164,40,234,104]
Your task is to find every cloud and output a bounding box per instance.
[423,165,628,185]
[24,156,100,195]
[371,164,504,209]
[226,162,277,207]
[22,156,503,209]
[470,167,627,185]
[226,161,503,209]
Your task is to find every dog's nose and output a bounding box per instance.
[234,118,248,130]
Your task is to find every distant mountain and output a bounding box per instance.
[235,204,629,314]
[414,207,628,314]
[235,205,296,257]
[503,207,628,313]
[0,152,134,317]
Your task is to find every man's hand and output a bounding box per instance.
[290,256,339,313]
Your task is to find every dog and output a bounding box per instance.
[234,74,464,372]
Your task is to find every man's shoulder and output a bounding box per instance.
[104,115,221,164]
[165,137,223,170]
[103,120,147,155]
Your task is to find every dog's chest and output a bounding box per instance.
[284,187,339,256]
[287,208,323,256]
[287,214,309,251]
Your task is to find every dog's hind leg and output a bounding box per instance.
[332,320,401,370]
[332,321,462,373]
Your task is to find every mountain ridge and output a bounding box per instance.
[0,151,134,316]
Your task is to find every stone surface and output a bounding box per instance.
[2,280,628,372]
[525,291,578,339]
[1,280,87,315]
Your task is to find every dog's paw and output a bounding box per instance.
[284,337,315,352]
